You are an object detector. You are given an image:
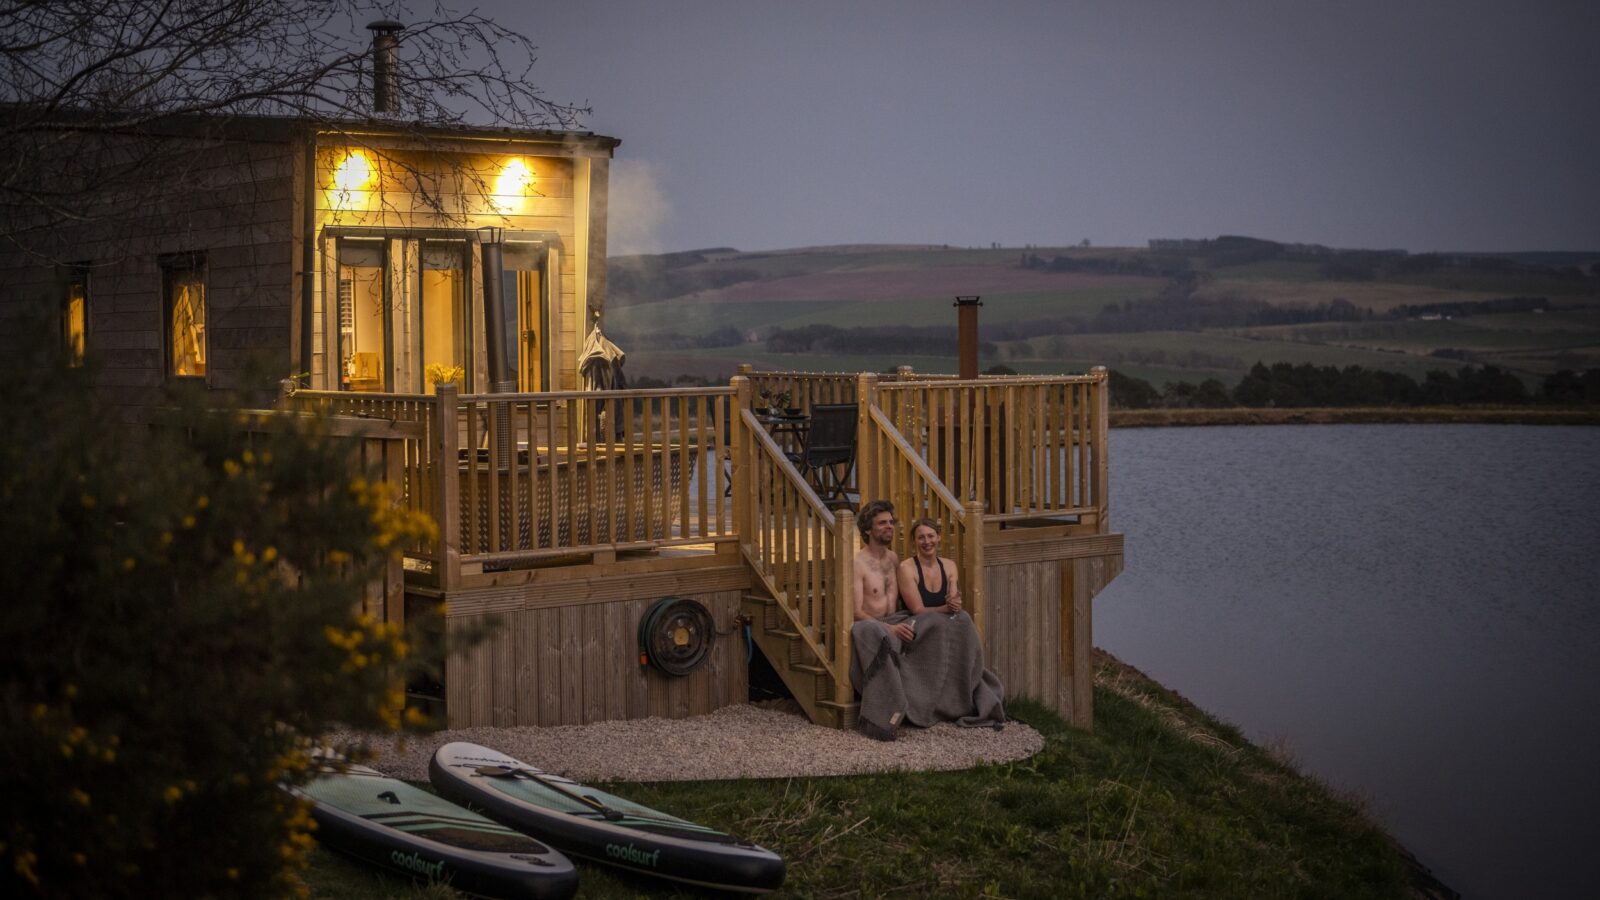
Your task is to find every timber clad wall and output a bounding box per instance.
[982,530,1124,728]
[0,134,298,420]
[442,566,751,728]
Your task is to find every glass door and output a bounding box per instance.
[419,241,469,392]
[504,242,550,392]
[335,239,387,391]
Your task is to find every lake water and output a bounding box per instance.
[1093,424,1600,899]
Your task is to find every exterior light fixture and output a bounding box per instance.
[494,158,533,196]
[476,225,504,245]
[332,151,374,192]
[490,158,533,214]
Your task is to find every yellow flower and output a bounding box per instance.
[13,849,39,886]
[163,785,182,804]
[69,788,91,806]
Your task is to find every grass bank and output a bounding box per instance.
[1110,405,1600,428]
[307,651,1442,898]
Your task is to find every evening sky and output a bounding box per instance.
[478,0,1597,255]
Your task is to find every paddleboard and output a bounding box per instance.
[289,758,578,899]
[430,742,786,894]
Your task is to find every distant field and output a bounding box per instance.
[609,284,1154,336]
[609,243,1600,387]
[1195,277,1503,311]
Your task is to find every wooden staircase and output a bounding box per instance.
[740,589,858,729]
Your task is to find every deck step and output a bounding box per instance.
[791,663,827,675]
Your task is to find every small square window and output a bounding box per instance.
[163,254,206,379]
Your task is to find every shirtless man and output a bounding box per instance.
[853,499,915,643]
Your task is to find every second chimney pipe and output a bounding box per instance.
[955,296,982,379]
[368,21,404,114]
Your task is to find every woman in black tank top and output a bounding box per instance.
[896,518,963,616]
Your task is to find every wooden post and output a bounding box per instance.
[383,442,405,628]
[855,372,878,503]
[832,513,855,704]
[1090,366,1110,532]
[434,384,461,592]
[894,365,914,382]
[731,376,752,552]
[963,498,986,638]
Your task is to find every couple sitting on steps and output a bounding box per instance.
[849,499,1007,741]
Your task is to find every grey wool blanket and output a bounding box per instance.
[849,610,1006,740]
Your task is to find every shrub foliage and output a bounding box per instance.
[0,340,435,897]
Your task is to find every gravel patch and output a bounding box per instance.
[325,701,1043,783]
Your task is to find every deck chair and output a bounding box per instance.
[786,403,857,504]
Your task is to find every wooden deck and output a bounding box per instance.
[284,368,1123,730]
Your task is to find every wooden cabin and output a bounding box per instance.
[0,112,618,420]
[1,110,1123,733]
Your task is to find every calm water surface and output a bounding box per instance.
[1094,424,1600,900]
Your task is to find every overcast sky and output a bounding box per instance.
[474,0,1597,256]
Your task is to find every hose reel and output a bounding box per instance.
[637,596,715,676]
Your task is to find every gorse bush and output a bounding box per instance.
[0,327,436,898]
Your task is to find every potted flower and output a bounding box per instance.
[426,363,464,393]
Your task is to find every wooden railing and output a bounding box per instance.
[285,385,736,585]
[873,368,1110,527]
[733,378,855,703]
[860,404,986,635]
[285,391,442,572]
[737,365,860,413]
[233,406,421,624]
[736,365,954,415]
[444,385,736,575]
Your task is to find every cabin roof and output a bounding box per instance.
[1,104,621,155]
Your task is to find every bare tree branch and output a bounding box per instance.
[1,0,592,244]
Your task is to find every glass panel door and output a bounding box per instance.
[336,240,387,391]
[420,241,469,391]
[504,242,548,392]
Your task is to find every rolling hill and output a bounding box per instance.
[604,240,1600,389]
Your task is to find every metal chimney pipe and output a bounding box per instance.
[367,21,404,114]
[478,227,515,470]
[955,295,982,379]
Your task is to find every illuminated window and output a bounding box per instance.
[163,255,206,378]
[336,240,387,392]
[63,272,87,366]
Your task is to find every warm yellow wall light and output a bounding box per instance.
[332,151,374,192]
[491,158,534,213]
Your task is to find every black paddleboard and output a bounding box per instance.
[288,758,578,899]
[430,742,785,894]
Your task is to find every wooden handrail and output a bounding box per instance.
[742,408,836,521]
[737,406,847,679]
[867,405,965,515]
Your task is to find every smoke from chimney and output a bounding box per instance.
[367,20,404,114]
